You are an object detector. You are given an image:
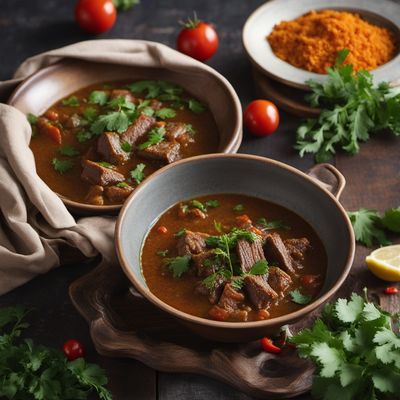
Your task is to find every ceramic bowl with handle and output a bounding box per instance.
[116,154,355,342]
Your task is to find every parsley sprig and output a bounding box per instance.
[137,126,166,150]
[291,291,400,399]
[296,49,400,162]
[0,306,112,400]
[257,217,290,231]
[347,207,400,247]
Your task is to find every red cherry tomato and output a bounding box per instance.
[177,16,218,61]
[244,100,280,137]
[75,0,116,34]
[63,339,85,361]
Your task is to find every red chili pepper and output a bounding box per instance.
[384,286,398,295]
[260,337,282,354]
[157,226,168,234]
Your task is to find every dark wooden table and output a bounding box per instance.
[1,1,399,399]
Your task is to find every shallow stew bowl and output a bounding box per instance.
[116,154,355,342]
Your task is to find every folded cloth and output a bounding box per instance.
[0,39,216,295]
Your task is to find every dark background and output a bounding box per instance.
[1,1,399,399]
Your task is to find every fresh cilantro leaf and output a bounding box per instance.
[27,113,37,124]
[165,255,191,278]
[233,204,244,212]
[76,130,93,143]
[205,200,219,208]
[88,90,108,106]
[129,163,146,184]
[137,126,166,150]
[108,96,136,111]
[127,80,182,99]
[155,108,176,119]
[174,228,186,237]
[334,293,365,323]
[290,289,312,305]
[187,98,205,113]
[83,107,98,122]
[58,145,79,157]
[310,342,343,377]
[257,217,290,230]
[214,220,222,233]
[185,124,196,136]
[190,199,207,212]
[156,250,169,257]
[91,111,130,134]
[380,207,400,233]
[120,141,132,153]
[116,182,130,188]
[231,277,244,290]
[347,209,390,247]
[112,0,139,10]
[52,158,74,174]
[248,260,269,275]
[97,161,114,169]
[62,95,79,107]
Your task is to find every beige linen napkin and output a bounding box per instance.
[0,39,217,295]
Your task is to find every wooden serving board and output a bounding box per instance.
[69,262,315,399]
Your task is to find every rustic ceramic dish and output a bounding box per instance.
[116,154,355,342]
[242,0,400,90]
[8,54,242,215]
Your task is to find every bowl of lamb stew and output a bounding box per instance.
[116,154,355,342]
[8,59,242,214]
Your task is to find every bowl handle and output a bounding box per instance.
[306,163,346,201]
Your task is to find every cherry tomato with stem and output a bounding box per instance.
[244,100,280,137]
[177,13,219,61]
[63,339,85,361]
[75,0,117,34]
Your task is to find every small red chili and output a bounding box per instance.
[384,286,398,295]
[260,337,282,354]
[157,226,168,234]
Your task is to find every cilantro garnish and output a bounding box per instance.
[120,141,132,153]
[205,200,219,208]
[76,130,93,143]
[257,217,290,231]
[52,158,74,174]
[185,124,196,136]
[96,161,114,169]
[296,48,400,162]
[187,98,205,113]
[129,163,146,184]
[137,126,166,150]
[27,113,37,124]
[82,107,98,122]
[88,90,109,106]
[233,204,244,212]
[116,182,130,188]
[108,96,136,111]
[0,306,112,400]
[214,220,222,233]
[62,95,80,107]
[156,249,169,257]
[290,289,312,305]
[248,260,269,275]
[58,145,79,157]
[155,108,176,119]
[174,228,186,237]
[164,255,191,278]
[91,111,130,135]
[291,291,400,399]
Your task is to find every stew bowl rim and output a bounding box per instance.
[115,153,355,330]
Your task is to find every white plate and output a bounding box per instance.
[242,0,400,90]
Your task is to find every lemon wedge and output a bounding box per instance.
[365,244,400,282]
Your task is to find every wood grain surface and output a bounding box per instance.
[0,1,399,399]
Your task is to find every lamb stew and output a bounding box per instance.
[28,81,219,205]
[141,194,327,322]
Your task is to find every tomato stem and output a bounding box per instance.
[179,11,200,29]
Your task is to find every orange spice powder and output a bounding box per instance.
[267,10,397,73]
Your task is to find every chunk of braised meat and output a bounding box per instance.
[267,267,292,298]
[208,283,247,321]
[110,89,136,103]
[97,132,129,165]
[104,185,134,203]
[192,250,217,277]
[284,238,310,260]
[84,146,98,161]
[81,159,125,186]
[85,185,104,206]
[63,113,81,129]
[236,237,266,274]
[149,99,163,110]
[264,232,297,276]
[178,204,206,219]
[244,275,278,310]
[137,141,181,164]
[121,114,155,146]
[195,276,225,304]
[177,230,209,256]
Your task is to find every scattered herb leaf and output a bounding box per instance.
[155,108,176,119]
[249,260,269,276]
[257,217,290,231]
[62,95,80,107]
[91,111,130,135]
[116,182,130,188]
[88,90,109,106]
[214,220,222,233]
[205,200,219,209]
[165,255,191,278]
[233,204,244,212]
[290,289,312,305]
[82,107,98,122]
[76,130,93,143]
[187,98,205,113]
[174,228,186,237]
[156,249,169,257]
[129,163,146,184]
[27,113,37,124]
[137,126,166,150]
[96,161,115,169]
[52,158,74,174]
[120,141,132,153]
[58,145,79,157]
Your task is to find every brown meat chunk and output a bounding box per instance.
[149,99,163,110]
[218,283,245,312]
[110,89,136,103]
[137,141,181,164]
[284,238,310,260]
[244,275,278,310]
[121,114,155,146]
[265,232,297,275]
[81,159,125,186]
[192,250,218,277]
[177,230,209,256]
[64,113,81,128]
[236,238,266,273]
[97,132,129,165]
[165,122,193,146]
[268,267,292,298]
[83,146,98,161]
[85,185,104,206]
[195,276,225,304]
[104,185,134,203]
